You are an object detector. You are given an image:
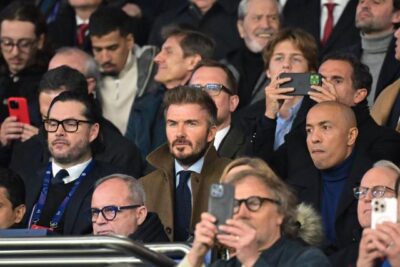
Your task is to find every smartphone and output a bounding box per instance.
[8,97,30,124]
[279,73,322,96]
[208,183,235,227]
[371,198,397,229]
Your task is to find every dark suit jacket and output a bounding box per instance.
[23,160,119,235]
[10,118,144,179]
[347,37,400,101]
[47,5,93,53]
[217,123,247,159]
[283,0,360,59]
[147,0,241,59]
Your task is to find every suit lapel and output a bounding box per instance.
[218,124,246,158]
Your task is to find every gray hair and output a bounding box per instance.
[95,174,146,204]
[373,160,400,176]
[55,47,100,83]
[238,0,282,20]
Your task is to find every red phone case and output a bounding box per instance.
[8,97,30,124]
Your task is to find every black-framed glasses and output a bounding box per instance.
[190,83,233,96]
[353,185,396,200]
[43,118,93,133]
[233,196,280,214]
[91,205,142,222]
[0,38,37,53]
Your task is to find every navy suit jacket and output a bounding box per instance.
[23,160,119,235]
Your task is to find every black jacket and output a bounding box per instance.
[129,212,169,243]
[23,160,120,235]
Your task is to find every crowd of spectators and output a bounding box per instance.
[0,0,400,266]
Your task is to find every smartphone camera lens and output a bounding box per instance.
[9,100,19,109]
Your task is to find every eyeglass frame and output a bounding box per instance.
[91,204,143,222]
[353,185,396,200]
[233,196,281,214]
[190,83,234,96]
[43,118,93,133]
[0,37,38,53]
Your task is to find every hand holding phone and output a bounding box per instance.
[7,97,30,124]
[371,198,397,229]
[279,73,322,96]
[208,183,235,228]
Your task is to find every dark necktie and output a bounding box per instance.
[52,169,69,185]
[322,3,336,45]
[174,171,192,241]
[76,23,89,47]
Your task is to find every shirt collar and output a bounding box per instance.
[52,158,92,184]
[174,156,205,176]
[75,15,89,26]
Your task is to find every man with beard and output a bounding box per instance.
[89,6,158,135]
[349,0,400,106]
[23,91,119,235]
[224,0,281,108]
[140,86,231,241]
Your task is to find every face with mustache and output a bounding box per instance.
[0,20,44,75]
[91,30,133,76]
[47,100,99,168]
[166,103,216,168]
[237,0,280,53]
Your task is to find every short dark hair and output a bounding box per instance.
[0,1,46,38]
[0,168,25,208]
[161,25,215,59]
[39,66,88,95]
[47,91,101,124]
[321,52,372,95]
[262,27,318,72]
[89,6,131,37]
[191,59,238,95]
[164,86,218,126]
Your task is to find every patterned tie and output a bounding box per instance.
[322,3,336,45]
[174,170,192,241]
[52,169,69,185]
[76,23,89,47]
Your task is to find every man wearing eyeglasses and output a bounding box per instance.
[189,60,247,159]
[0,2,50,149]
[355,160,400,267]
[91,174,169,242]
[23,91,120,235]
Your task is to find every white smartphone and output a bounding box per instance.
[371,197,397,229]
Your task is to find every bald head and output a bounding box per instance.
[306,101,358,170]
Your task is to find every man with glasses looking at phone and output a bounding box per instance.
[91,174,169,242]
[354,160,400,267]
[23,91,120,235]
[0,2,51,164]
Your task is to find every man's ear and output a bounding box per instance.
[186,54,202,71]
[37,34,45,50]
[353,88,368,104]
[89,123,100,143]
[126,33,134,50]
[136,206,148,226]
[237,20,245,38]
[229,95,239,113]
[347,127,358,146]
[13,204,26,224]
[207,124,217,143]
